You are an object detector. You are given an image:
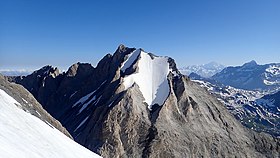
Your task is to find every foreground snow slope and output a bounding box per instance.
[0,89,101,158]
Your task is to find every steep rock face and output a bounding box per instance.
[10,45,280,157]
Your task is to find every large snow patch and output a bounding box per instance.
[121,49,171,109]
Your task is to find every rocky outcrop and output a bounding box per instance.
[9,45,280,157]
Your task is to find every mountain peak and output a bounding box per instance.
[118,44,126,49]
[66,62,94,77]
[243,60,258,67]
[116,44,132,53]
[32,65,60,78]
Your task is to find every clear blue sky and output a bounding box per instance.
[0,0,279,70]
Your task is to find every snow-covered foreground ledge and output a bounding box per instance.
[0,89,101,158]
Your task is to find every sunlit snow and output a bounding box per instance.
[121,49,170,109]
[72,91,95,107]
[74,116,89,132]
[266,65,280,76]
[72,80,107,108]
[121,49,141,71]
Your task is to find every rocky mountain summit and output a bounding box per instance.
[9,45,280,157]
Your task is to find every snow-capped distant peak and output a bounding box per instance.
[121,49,171,109]
[179,62,225,78]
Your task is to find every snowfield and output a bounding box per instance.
[121,49,170,109]
[0,89,101,158]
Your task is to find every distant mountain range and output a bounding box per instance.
[0,70,33,76]
[191,78,280,137]
[5,45,279,157]
[184,60,280,91]
[179,62,225,78]
[212,60,280,91]
[187,60,280,137]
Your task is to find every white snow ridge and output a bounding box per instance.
[0,89,101,158]
[121,49,171,109]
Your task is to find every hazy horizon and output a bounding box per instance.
[0,56,278,74]
[1,0,279,70]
